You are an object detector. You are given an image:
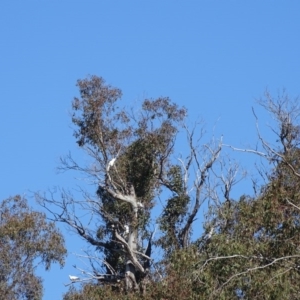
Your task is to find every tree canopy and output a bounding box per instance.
[20,76,300,299]
[0,195,66,300]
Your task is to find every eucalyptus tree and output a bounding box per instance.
[190,93,300,299]
[0,195,66,300]
[38,75,224,296]
[43,80,300,299]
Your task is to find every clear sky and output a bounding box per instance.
[1,1,300,299]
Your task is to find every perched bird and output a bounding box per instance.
[137,202,144,208]
[124,224,129,234]
[69,275,80,282]
[107,157,117,172]
[205,227,214,240]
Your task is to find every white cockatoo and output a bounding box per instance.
[69,275,80,282]
[107,157,117,172]
[137,202,144,208]
[124,224,129,234]
[205,227,214,241]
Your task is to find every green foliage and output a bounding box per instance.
[64,284,114,300]
[192,150,300,298]
[158,165,190,253]
[62,75,188,295]
[0,195,66,300]
[72,76,124,150]
[61,81,300,298]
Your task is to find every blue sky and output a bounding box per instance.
[1,1,300,299]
